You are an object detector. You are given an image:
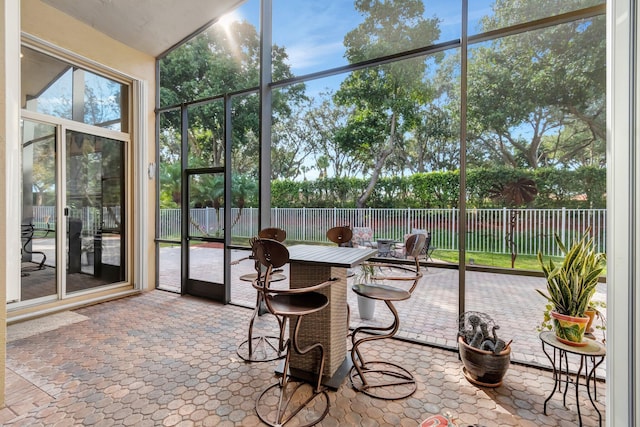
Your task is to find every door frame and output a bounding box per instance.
[182,167,231,302]
[18,110,131,306]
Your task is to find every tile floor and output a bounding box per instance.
[4,290,606,426]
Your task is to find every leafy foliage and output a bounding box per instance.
[270,166,604,208]
[536,228,606,317]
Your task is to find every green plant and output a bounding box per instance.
[536,302,556,333]
[536,229,606,319]
[587,300,607,341]
[355,263,377,284]
[81,237,94,253]
[538,299,608,343]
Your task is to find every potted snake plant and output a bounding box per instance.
[536,228,606,346]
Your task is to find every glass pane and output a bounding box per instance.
[66,130,126,291]
[158,110,182,241]
[464,12,607,361]
[188,173,224,285]
[188,173,224,238]
[270,46,461,347]
[158,110,182,292]
[230,93,259,243]
[230,93,259,306]
[158,0,260,108]
[470,0,604,36]
[465,16,606,270]
[158,244,181,293]
[187,100,224,168]
[21,46,126,131]
[21,120,57,301]
[273,0,456,78]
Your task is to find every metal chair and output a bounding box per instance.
[258,227,287,242]
[21,223,46,270]
[236,237,286,362]
[349,233,427,399]
[326,225,355,334]
[254,238,335,427]
[326,226,353,247]
[237,227,287,283]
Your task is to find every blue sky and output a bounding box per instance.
[232,0,493,77]
[223,0,495,179]
[225,0,493,100]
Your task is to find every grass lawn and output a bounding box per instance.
[432,250,607,276]
[433,250,563,271]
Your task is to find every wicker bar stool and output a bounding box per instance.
[254,238,336,427]
[349,233,427,399]
[236,237,286,362]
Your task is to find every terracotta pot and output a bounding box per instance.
[458,336,511,388]
[585,309,596,333]
[551,311,589,346]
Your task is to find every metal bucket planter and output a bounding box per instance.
[357,295,375,320]
[458,336,511,388]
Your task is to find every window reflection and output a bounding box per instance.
[21,46,126,131]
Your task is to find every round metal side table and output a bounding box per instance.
[539,331,605,427]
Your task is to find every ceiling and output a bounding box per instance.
[42,0,243,57]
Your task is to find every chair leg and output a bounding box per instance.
[349,300,417,400]
[237,292,284,362]
[255,315,330,426]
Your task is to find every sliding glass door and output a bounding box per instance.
[20,119,57,302]
[65,129,125,292]
[18,117,127,304]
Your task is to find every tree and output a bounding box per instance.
[401,105,459,173]
[464,1,605,169]
[334,0,441,208]
[159,17,305,200]
[303,94,361,179]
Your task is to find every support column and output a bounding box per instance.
[0,0,22,407]
[608,1,639,426]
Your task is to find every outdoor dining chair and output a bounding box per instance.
[235,236,286,363]
[235,227,287,361]
[326,225,355,334]
[258,227,287,242]
[21,223,46,271]
[326,225,353,247]
[253,238,336,427]
[394,229,434,262]
[349,233,427,399]
[237,226,288,284]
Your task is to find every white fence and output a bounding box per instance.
[159,207,606,257]
[30,206,120,238]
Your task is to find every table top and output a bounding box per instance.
[539,331,606,356]
[287,244,377,268]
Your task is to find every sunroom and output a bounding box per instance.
[1,0,638,425]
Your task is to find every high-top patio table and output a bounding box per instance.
[282,244,377,389]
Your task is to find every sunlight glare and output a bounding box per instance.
[216,11,240,30]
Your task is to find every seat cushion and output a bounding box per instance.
[268,292,329,317]
[351,283,410,302]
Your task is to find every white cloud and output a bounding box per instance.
[286,40,346,72]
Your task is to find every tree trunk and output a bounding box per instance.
[356,114,397,208]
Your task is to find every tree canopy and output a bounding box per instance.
[157,1,606,210]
